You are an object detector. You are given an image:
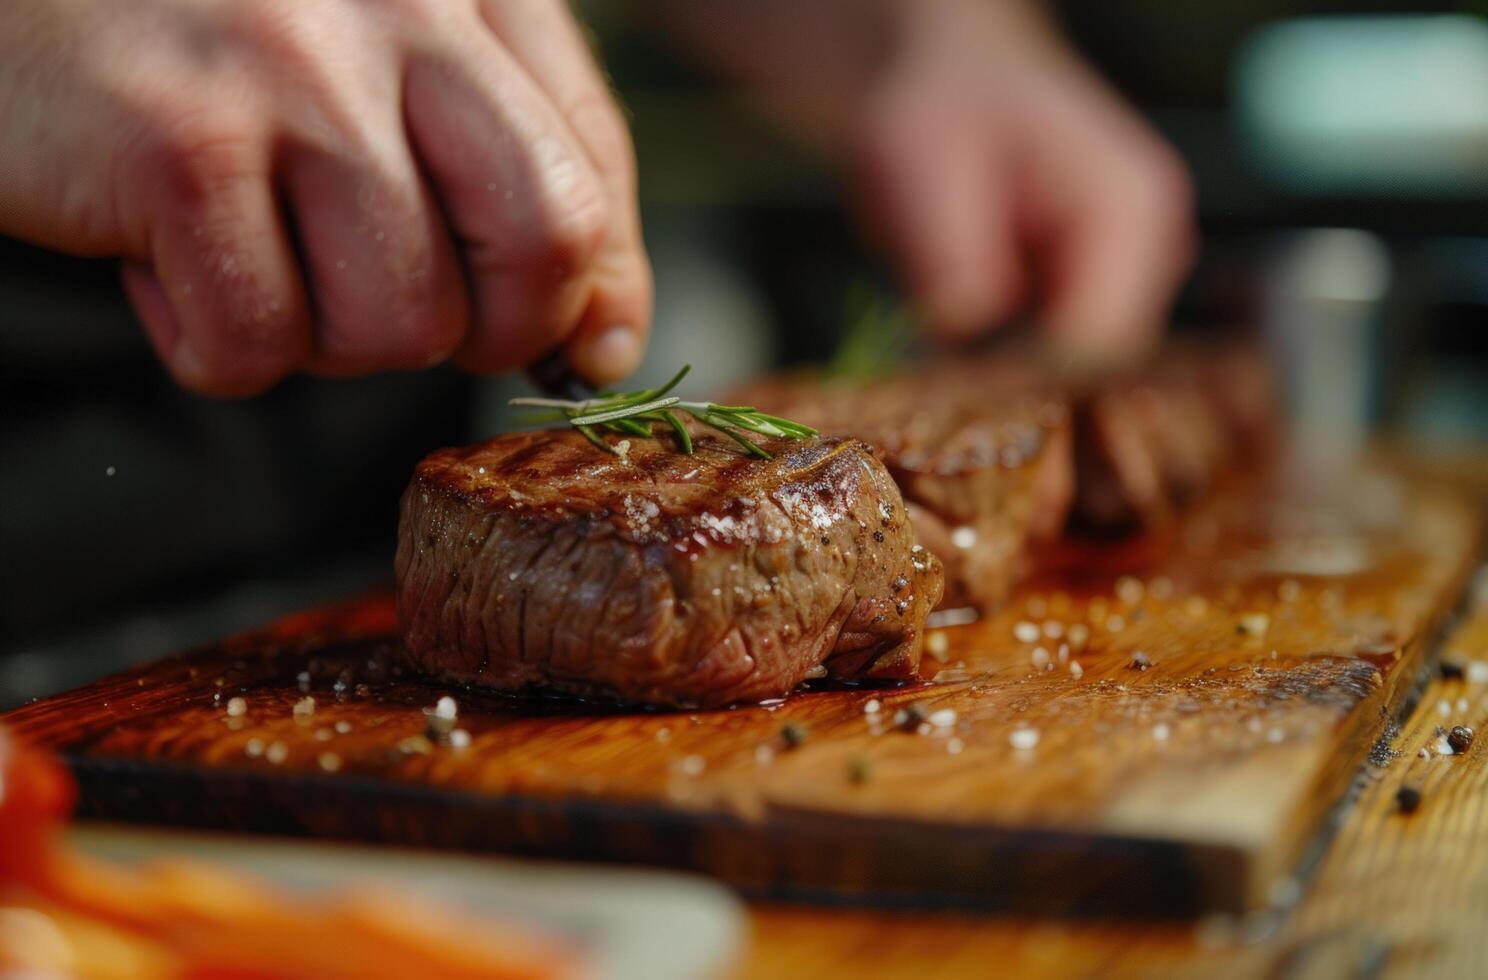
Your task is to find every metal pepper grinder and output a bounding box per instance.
[1264,227,1391,481]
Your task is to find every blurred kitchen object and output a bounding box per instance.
[1237,15,1488,195]
[1264,228,1390,477]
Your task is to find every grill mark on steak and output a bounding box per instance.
[396,430,942,707]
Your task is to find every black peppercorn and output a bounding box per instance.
[1448,725,1474,754]
[1439,660,1466,681]
[1395,786,1422,814]
[781,721,809,748]
[898,702,928,732]
[1128,652,1152,671]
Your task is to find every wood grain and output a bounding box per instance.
[5,469,1480,917]
[741,576,1488,979]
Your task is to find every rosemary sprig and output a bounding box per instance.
[509,365,815,459]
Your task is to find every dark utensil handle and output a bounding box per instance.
[526,349,594,402]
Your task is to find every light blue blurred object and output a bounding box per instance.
[1237,15,1488,193]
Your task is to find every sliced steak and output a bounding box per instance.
[396,430,943,708]
[733,338,1274,604]
[730,365,1072,611]
[1069,341,1276,534]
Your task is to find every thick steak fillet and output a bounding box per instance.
[396,431,944,708]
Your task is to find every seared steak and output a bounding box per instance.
[396,430,943,708]
[731,365,1072,610]
[735,339,1274,605]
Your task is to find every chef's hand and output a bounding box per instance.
[0,0,650,395]
[658,0,1194,357]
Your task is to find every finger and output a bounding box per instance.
[1033,126,1194,361]
[403,27,611,377]
[127,136,312,396]
[476,0,652,385]
[282,127,468,376]
[852,90,1022,340]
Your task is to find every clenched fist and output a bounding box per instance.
[0,0,652,394]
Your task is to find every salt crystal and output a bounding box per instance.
[1458,697,1470,712]
[1153,723,1171,741]
[245,738,265,758]
[1057,644,1070,664]
[433,696,458,719]
[1042,620,1064,640]
[315,728,333,742]
[334,721,352,734]
[1069,661,1084,678]
[926,631,950,660]
[1469,661,1488,684]
[1067,623,1090,651]
[1438,700,1452,717]
[755,744,776,765]
[292,696,315,717]
[655,727,672,743]
[947,737,965,755]
[1031,647,1050,669]
[448,729,471,750]
[1014,621,1040,643]
[296,671,311,692]
[1106,615,1126,633]
[226,697,247,717]
[1278,579,1301,602]
[318,752,341,772]
[677,755,705,776]
[1115,576,1144,605]
[928,708,958,728]
[266,742,288,765]
[1267,727,1285,744]
[950,526,977,549]
[1009,728,1040,751]
[1238,613,1270,638]
[864,698,882,715]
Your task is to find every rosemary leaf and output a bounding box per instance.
[663,410,693,454]
[570,395,681,426]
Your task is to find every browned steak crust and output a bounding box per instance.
[395,430,943,708]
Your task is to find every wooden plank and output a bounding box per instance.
[5,470,1480,917]
[741,571,1488,979]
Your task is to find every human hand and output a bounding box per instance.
[0,0,651,395]
[849,0,1195,355]
[655,0,1193,358]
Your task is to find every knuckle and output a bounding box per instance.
[531,191,610,277]
[567,94,636,183]
[143,114,262,211]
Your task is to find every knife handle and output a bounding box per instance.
[526,349,595,402]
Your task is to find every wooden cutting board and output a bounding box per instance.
[6,468,1480,917]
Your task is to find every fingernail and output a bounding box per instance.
[573,324,640,384]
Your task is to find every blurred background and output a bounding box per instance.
[4,0,1486,708]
